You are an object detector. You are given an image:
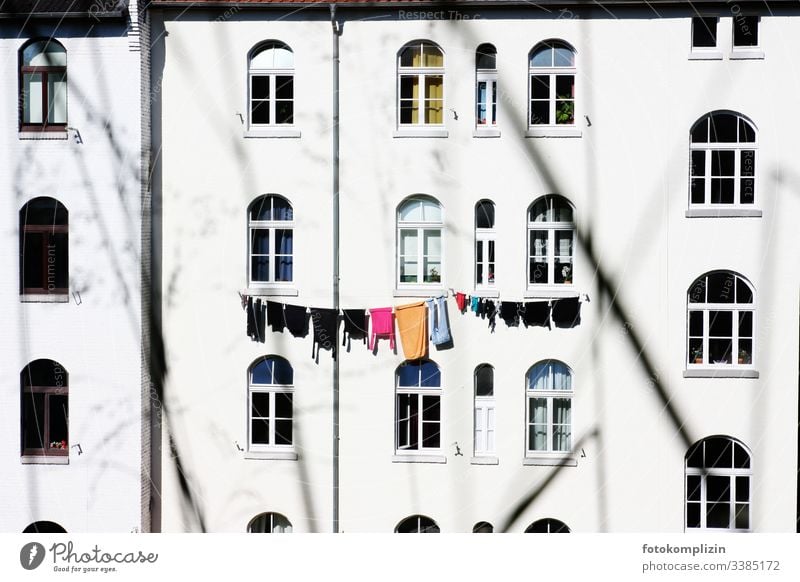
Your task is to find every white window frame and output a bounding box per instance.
[475,44,498,130]
[686,272,755,371]
[396,197,444,289]
[527,195,575,290]
[248,195,294,288]
[689,112,757,209]
[395,362,442,455]
[248,42,294,129]
[525,361,573,458]
[248,358,294,453]
[528,40,576,128]
[397,41,445,129]
[685,437,751,532]
[475,200,496,289]
[474,364,495,456]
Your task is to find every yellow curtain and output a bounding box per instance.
[425,76,443,124]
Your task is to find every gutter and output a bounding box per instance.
[330,2,341,534]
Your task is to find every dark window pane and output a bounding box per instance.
[274,419,292,445]
[689,310,704,336]
[251,359,274,384]
[709,339,732,363]
[22,392,45,450]
[397,364,419,387]
[555,75,573,98]
[707,272,736,302]
[275,257,293,282]
[710,178,735,203]
[22,232,44,290]
[531,75,549,99]
[274,393,292,418]
[688,277,706,303]
[249,197,272,221]
[707,475,731,502]
[709,113,738,142]
[530,100,549,125]
[691,119,708,143]
[706,503,730,528]
[735,504,749,529]
[271,197,293,221]
[49,394,68,446]
[422,395,440,421]
[738,311,753,337]
[251,257,269,282]
[706,438,733,468]
[740,179,755,204]
[476,202,494,229]
[686,442,704,468]
[251,392,270,417]
[275,102,293,124]
[22,360,66,387]
[251,229,269,254]
[272,359,293,384]
[739,120,756,143]
[22,198,68,226]
[251,419,269,444]
[691,175,704,203]
[275,76,293,99]
[420,361,441,387]
[687,475,702,501]
[733,443,751,469]
[689,338,703,364]
[733,15,758,47]
[529,260,548,284]
[251,76,269,100]
[738,339,752,364]
[736,476,749,502]
[251,101,269,125]
[473,522,493,533]
[50,233,68,289]
[686,503,701,528]
[711,150,735,176]
[421,421,440,448]
[692,17,718,48]
[400,76,416,99]
[475,365,493,396]
[691,150,705,176]
[740,150,756,176]
[709,311,732,336]
[274,229,293,254]
[476,44,496,69]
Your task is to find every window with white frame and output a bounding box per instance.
[248,512,292,533]
[527,195,574,287]
[475,200,495,288]
[475,44,497,128]
[395,515,440,533]
[248,41,294,127]
[397,196,443,287]
[474,364,495,456]
[398,41,444,127]
[690,112,756,207]
[691,16,719,50]
[19,38,67,131]
[248,195,294,286]
[686,436,751,531]
[21,359,68,458]
[395,360,441,453]
[525,518,570,533]
[248,356,294,451]
[526,361,572,455]
[529,40,575,126]
[687,271,754,367]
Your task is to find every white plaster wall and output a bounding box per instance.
[154,7,799,532]
[0,21,144,532]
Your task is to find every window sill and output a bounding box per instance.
[393,128,448,138]
[688,50,723,60]
[19,131,69,141]
[471,290,499,298]
[243,287,299,297]
[394,288,446,298]
[470,456,499,465]
[392,454,447,464]
[473,128,500,138]
[20,294,70,303]
[683,369,759,379]
[525,127,581,138]
[685,208,762,218]
[244,451,298,461]
[523,455,577,467]
[524,287,579,299]
[21,456,69,465]
[243,128,301,138]
[730,49,764,60]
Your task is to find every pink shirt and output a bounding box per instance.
[369,307,395,350]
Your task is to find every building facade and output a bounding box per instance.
[0,1,149,532]
[147,0,798,533]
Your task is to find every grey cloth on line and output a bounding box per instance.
[311,308,338,359]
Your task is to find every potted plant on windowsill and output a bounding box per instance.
[561,265,572,285]
[428,267,441,283]
[555,97,574,125]
[738,349,750,365]
[691,347,703,364]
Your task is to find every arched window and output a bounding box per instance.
[20,197,68,297]
[396,360,441,453]
[526,361,572,455]
[474,364,495,456]
[248,41,294,127]
[248,512,292,533]
[248,357,294,451]
[21,359,68,459]
[525,518,570,533]
[23,521,66,533]
[248,195,294,285]
[398,41,444,127]
[687,271,754,368]
[475,44,497,128]
[475,200,495,288]
[529,40,575,126]
[397,196,443,287]
[686,436,751,531]
[690,112,756,208]
[472,521,494,533]
[395,515,440,533]
[527,195,574,287]
[19,38,67,130]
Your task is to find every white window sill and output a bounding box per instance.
[244,450,298,461]
[688,50,723,60]
[20,294,70,303]
[730,49,764,60]
[19,131,69,140]
[524,287,578,299]
[685,208,762,218]
[244,128,301,138]
[243,287,299,297]
[394,287,445,298]
[473,128,500,138]
[392,454,447,464]
[471,290,499,298]
[523,455,577,467]
[21,456,69,465]
[393,128,448,138]
[683,369,759,379]
[470,456,499,465]
[525,127,581,138]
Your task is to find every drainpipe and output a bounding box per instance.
[330,2,341,534]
